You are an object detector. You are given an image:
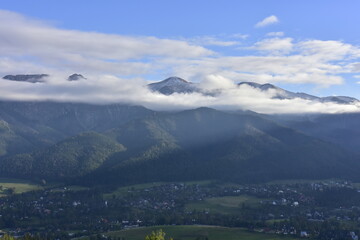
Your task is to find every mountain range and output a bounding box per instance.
[4,74,358,105]
[2,73,86,83]
[0,76,359,186]
[148,76,359,104]
[2,74,49,83]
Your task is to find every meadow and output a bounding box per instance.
[185,195,263,215]
[0,178,42,196]
[104,225,303,240]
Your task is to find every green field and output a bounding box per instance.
[50,185,90,193]
[103,182,168,199]
[103,225,302,240]
[103,180,214,199]
[266,178,340,185]
[350,182,360,190]
[0,178,42,196]
[185,195,263,215]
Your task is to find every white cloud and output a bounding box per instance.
[160,38,360,87]
[188,36,240,47]
[354,75,360,84]
[2,10,359,88]
[198,74,235,90]
[266,32,284,37]
[0,10,212,76]
[350,62,360,73]
[0,58,52,74]
[297,40,360,61]
[166,52,346,86]
[231,33,249,39]
[255,15,279,28]
[251,38,293,55]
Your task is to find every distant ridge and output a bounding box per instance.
[0,100,359,184]
[2,74,358,104]
[67,73,86,81]
[148,77,359,104]
[238,82,359,104]
[3,74,49,83]
[2,73,87,83]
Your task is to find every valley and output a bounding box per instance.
[0,81,360,239]
[102,225,304,240]
[1,178,360,239]
[1,1,360,239]
[0,101,357,185]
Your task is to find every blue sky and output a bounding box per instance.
[1,0,359,41]
[1,0,360,108]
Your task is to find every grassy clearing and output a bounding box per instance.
[103,182,167,199]
[50,185,90,193]
[181,180,215,186]
[103,180,215,199]
[66,185,90,191]
[350,182,360,189]
[266,219,287,224]
[266,178,341,185]
[103,225,302,240]
[0,178,42,195]
[185,195,262,215]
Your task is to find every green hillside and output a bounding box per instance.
[0,104,357,185]
[0,132,125,179]
[0,101,153,157]
[84,108,356,185]
[103,225,303,240]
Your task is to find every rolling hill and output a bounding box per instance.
[0,132,125,179]
[83,108,357,185]
[270,113,360,153]
[0,101,153,157]
[0,101,358,185]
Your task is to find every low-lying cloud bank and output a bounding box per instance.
[0,75,359,114]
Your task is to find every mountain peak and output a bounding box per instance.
[239,81,360,103]
[67,73,86,81]
[2,74,49,83]
[148,76,197,95]
[238,82,278,91]
[162,76,189,84]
